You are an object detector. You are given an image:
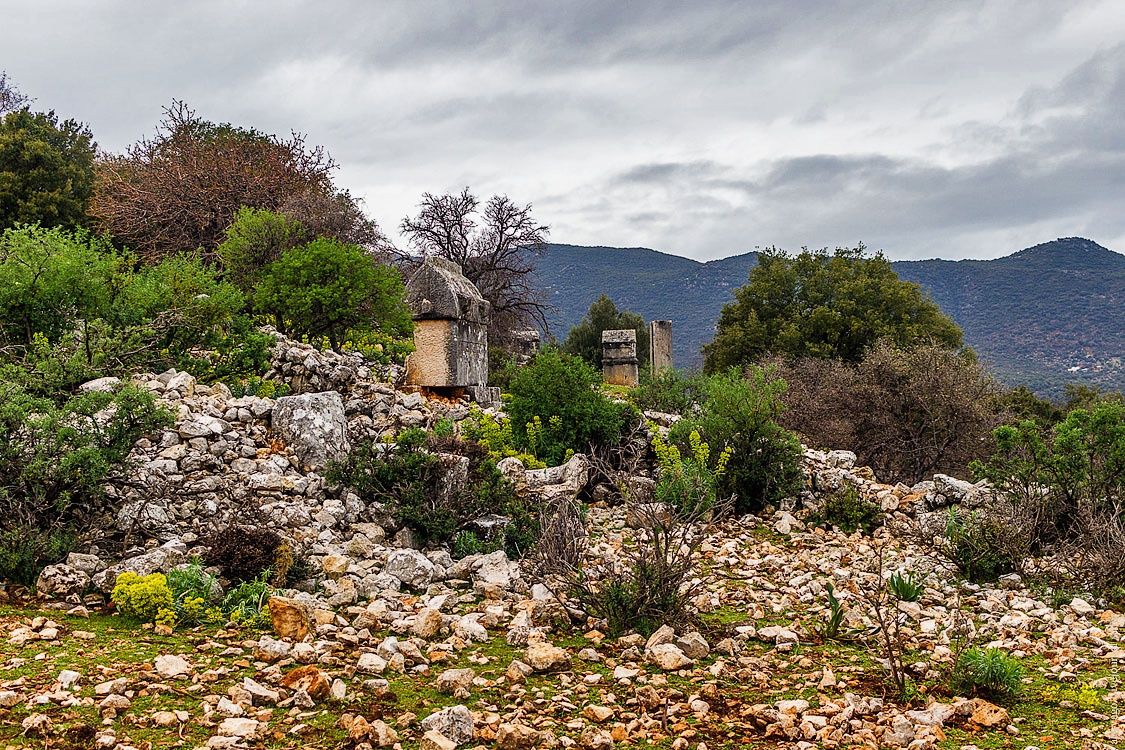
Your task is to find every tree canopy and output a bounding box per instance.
[90,101,385,263]
[702,245,963,372]
[563,293,649,369]
[0,108,96,230]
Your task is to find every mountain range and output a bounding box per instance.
[535,237,1125,399]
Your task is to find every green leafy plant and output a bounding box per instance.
[812,581,847,641]
[809,487,884,534]
[462,408,546,469]
[254,237,412,351]
[941,509,1018,583]
[650,426,731,514]
[887,570,924,602]
[328,429,537,558]
[949,647,1025,700]
[112,572,176,623]
[630,367,705,415]
[506,348,637,467]
[669,367,802,514]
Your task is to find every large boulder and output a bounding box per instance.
[419,704,474,745]
[383,549,435,589]
[36,564,90,598]
[470,550,521,589]
[271,391,349,470]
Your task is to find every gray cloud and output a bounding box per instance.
[3,0,1123,260]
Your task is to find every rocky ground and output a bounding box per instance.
[3,335,1125,749]
[3,503,1124,750]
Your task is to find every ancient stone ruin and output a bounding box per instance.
[649,320,672,371]
[511,329,541,364]
[602,328,639,386]
[403,257,499,406]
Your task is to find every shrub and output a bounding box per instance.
[112,572,175,623]
[0,381,169,584]
[772,340,1000,485]
[254,238,412,351]
[462,409,546,469]
[809,487,884,534]
[630,367,704,415]
[221,570,276,629]
[971,402,1125,590]
[887,570,924,602]
[0,527,73,588]
[327,428,536,557]
[566,474,729,637]
[949,647,1024,700]
[812,581,847,641]
[487,347,520,392]
[217,206,307,292]
[506,348,637,467]
[203,524,284,583]
[669,367,802,514]
[650,427,731,514]
[940,509,1019,583]
[0,224,117,346]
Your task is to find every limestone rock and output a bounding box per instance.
[279,665,330,701]
[153,654,192,679]
[646,643,693,670]
[525,641,571,672]
[435,668,476,695]
[272,391,349,470]
[35,564,90,598]
[268,596,313,640]
[496,723,541,750]
[420,704,474,745]
[383,549,435,589]
[413,608,444,638]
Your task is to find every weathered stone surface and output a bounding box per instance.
[646,643,693,670]
[602,328,638,387]
[383,549,435,589]
[405,258,490,391]
[35,564,90,598]
[435,668,475,695]
[154,654,192,679]
[267,596,313,640]
[78,376,121,393]
[278,665,330,701]
[419,704,474,745]
[272,391,349,470]
[496,722,541,750]
[525,641,571,672]
[648,320,672,371]
[413,608,445,638]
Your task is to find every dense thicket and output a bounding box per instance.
[90,101,384,263]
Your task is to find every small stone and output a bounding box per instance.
[154,654,192,679]
[646,643,692,670]
[413,608,444,638]
[580,725,614,750]
[268,596,313,640]
[357,652,388,674]
[525,641,571,672]
[496,722,541,750]
[218,717,259,738]
[419,730,457,750]
[419,704,474,745]
[436,668,476,696]
[583,705,614,723]
[279,665,331,701]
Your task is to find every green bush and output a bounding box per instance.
[0,381,169,585]
[327,428,536,558]
[949,647,1024,700]
[462,409,546,468]
[506,348,637,467]
[941,509,1018,583]
[0,224,117,345]
[254,237,412,351]
[487,347,520,391]
[112,572,176,623]
[0,526,74,588]
[650,427,731,514]
[631,367,704,415]
[563,294,650,369]
[887,570,924,602]
[217,206,307,292]
[670,367,802,514]
[810,487,884,534]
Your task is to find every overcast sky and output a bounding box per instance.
[5,0,1124,261]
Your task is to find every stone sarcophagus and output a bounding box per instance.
[404,257,497,404]
[602,329,639,387]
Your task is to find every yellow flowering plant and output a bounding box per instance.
[650,422,732,514]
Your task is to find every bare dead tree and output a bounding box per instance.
[0,71,32,116]
[400,188,554,345]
